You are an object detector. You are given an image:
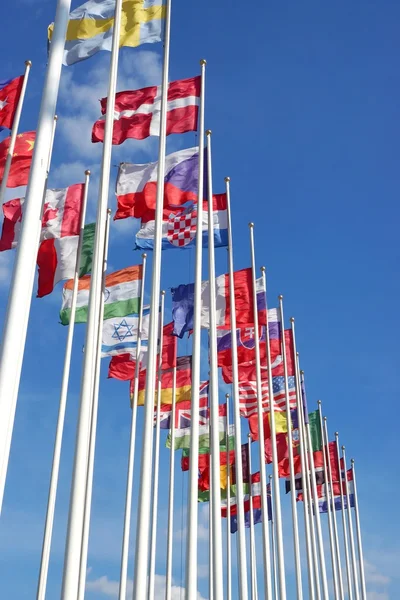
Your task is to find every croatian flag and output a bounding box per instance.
[0,76,23,131]
[116,146,202,220]
[135,194,228,250]
[92,76,200,145]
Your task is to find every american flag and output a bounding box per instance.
[238,376,297,417]
[157,380,209,429]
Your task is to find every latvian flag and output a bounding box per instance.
[238,375,297,417]
[92,76,200,145]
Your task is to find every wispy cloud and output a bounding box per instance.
[86,572,207,599]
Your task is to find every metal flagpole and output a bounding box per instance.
[278,299,303,599]
[269,475,278,600]
[118,253,147,600]
[300,371,330,600]
[165,365,177,600]
[148,292,166,600]
[77,210,112,600]
[291,322,318,600]
[61,0,123,594]
[0,60,32,205]
[36,170,91,600]
[342,447,359,600]
[351,459,366,600]
[247,434,258,600]
[225,394,232,600]
[323,416,344,600]
[0,0,71,514]
[335,433,353,600]
[205,129,224,599]
[209,421,214,600]
[318,401,339,599]
[248,233,273,600]
[259,262,285,600]
[224,176,248,600]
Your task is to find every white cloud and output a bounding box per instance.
[86,573,207,599]
[364,560,391,587]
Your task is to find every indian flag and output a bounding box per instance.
[60,264,142,325]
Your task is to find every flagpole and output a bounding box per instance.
[291,322,318,600]
[342,446,360,600]
[247,434,258,600]
[278,299,303,599]
[165,365,177,600]
[323,415,344,600]
[118,253,148,600]
[0,0,71,514]
[0,60,32,205]
[225,394,232,600]
[61,0,123,593]
[209,419,214,600]
[36,169,91,600]
[335,433,353,600]
[77,209,112,600]
[351,459,366,600]
[268,475,278,600]
[259,262,285,599]
[148,291,166,600]
[224,176,248,600]
[300,371,329,600]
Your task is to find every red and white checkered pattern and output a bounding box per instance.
[167,211,197,247]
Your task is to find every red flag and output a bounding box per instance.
[0,131,35,187]
[0,76,24,131]
[133,355,191,406]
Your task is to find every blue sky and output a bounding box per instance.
[0,1,399,598]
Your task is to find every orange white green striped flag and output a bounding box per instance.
[60,264,142,325]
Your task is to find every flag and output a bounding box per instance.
[92,76,200,144]
[166,407,233,450]
[158,381,208,429]
[1,184,85,252]
[308,410,322,452]
[0,131,35,188]
[101,310,150,357]
[249,409,293,442]
[116,146,201,219]
[171,268,266,338]
[135,194,228,250]
[36,223,95,297]
[49,0,165,66]
[0,76,24,131]
[60,264,142,325]
[217,308,281,367]
[108,321,177,379]
[222,473,272,519]
[181,446,235,472]
[135,355,191,406]
[238,375,297,417]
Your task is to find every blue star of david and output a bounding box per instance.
[111,319,135,342]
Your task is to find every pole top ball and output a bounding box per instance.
[206,129,212,136]
[248,222,254,228]
[107,208,112,215]
[200,58,207,66]
[342,445,345,450]
[290,317,295,323]
[260,266,266,272]
[141,253,147,259]
[300,368,304,374]
[25,59,32,67]
[351,458,355,464]
[225,393,230,399]
[317,399,322,405]
[278,294,283,300]
[247,433,251,439]
[85,169,91,176]
[323,416,327,422]
[54,114,58,121]
[335,431,339,437]
[224,176,230,182]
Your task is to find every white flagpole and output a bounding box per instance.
[224,176,248,600]
[318,401,339,598]
[300,371,330,600]
[205,129,224,599]
[248,233,273,599]
[165,365,177,600]
[0,0,71,514]
[209,423,214,600]
[259,262,285,599]
[36,170,91,600]
[0,59,32,205]
[148,291,166,600]
[278,299,303,599]
[247,434,258,600]
[268,475,278,600]
[351,459,366,600]
[291,322,318,600]
[323,416,344,600]
[118,253,147,600]
[225,394,232,600]
[61,0,123,593]
[342,447,360,600]
[335,433,353,600]
[77,209,112,600]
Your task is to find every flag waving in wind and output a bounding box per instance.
[0,131,35,188]
[0,76,24,131]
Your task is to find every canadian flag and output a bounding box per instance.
[92,76,200,145]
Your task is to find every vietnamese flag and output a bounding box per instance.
[0,131,35,188]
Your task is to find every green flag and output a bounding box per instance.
[78,222,95,277]
[308,410,322,451]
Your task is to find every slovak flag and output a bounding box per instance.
[115,146,201,219]
[92,76,200,145]
[0,76,23,131]
[135,194,228,250]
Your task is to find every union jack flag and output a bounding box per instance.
[238,376,297,418]
[156,381,209,429]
